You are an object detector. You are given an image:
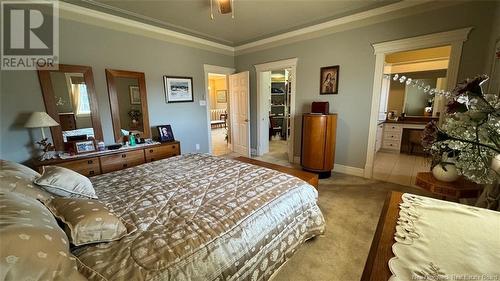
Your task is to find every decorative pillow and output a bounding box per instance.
[0,159,53,201]
[34,166,97,199]
[0,192,87,281]
[44,197,135,246]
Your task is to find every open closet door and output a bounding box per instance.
[229,71,251,157]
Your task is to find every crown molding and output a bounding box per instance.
[372,27,473,54]
[57,1,235,56]
[54,0,464,57]
[234,0,460,55]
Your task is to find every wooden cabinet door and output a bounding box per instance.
[301,115,327,170]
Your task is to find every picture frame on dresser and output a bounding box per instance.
[157,125,175,142]
[74,140,96,154]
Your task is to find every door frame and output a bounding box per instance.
[254,58,298,163]
[203,64,235,154]
[364,27,472,178]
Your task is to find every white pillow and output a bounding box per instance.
[34,166,97,199]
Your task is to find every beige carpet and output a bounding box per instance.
[271,172,434,281]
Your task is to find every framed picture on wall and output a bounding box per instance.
[129,85,141,104]
[164,76,194,103]
[320,65,339,95]
[157,125,175,142]
[216,90,227,103]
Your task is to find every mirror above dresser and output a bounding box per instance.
[105,69,150,142]
[38,64,103,151]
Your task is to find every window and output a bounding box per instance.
[71,83,91,116]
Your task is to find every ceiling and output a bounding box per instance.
[65,0,400,46]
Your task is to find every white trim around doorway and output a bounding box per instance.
[203,64,236,154]
[254,58,298,163]
[364,27,472,178]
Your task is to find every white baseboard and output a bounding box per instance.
[292,156,365,178]
[333,164,365,178]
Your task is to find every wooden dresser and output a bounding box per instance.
[301,113,337,178]
[33,141,180,177]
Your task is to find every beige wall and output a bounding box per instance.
[385,45,451,64]
[208,77,227,110]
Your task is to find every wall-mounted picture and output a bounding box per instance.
[320,65,340,95]
[129,85,141,104]
[216,90,227,103]
[157,125,175,142]
[164,76,194,103]
[74,140,96,154]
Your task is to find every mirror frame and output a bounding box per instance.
[105,69,150,142]
[38,64,103,151]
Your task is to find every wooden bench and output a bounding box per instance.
[234,156,318,188]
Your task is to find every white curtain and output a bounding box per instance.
[71,84,81,115]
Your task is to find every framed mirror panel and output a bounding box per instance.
[105,69,150,142]
[38,64,103,151]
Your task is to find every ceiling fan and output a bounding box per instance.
[210,0,234,19]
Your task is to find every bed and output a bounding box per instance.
[73,154,325,280]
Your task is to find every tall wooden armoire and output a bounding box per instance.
[301,113,337,178]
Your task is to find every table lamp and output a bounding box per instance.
[24,112,59,160]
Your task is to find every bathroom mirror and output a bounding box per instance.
[38,64,103,151]
[105,69,150,142]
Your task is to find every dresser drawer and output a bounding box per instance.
[383,131,401,141]
[384,124,403,132]
[145,143,180,162]
[56,157,101,177]
[100,150,145,173]
[382,140,401,150]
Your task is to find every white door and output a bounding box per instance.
[229,71,251,156]
[378,76,390,121]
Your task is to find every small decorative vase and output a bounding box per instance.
[432,163,460,182]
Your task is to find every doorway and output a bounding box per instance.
[364,28,472,183]
[204,65,251,157]
[208,73,230,156]
[261,69,291,163]
[374,45,451,186]
[254,58,298,164]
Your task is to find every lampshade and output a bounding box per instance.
[24,112,59,128]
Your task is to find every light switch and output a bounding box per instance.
[199,100,207,106]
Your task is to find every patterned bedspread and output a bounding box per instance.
[74,154,325,281]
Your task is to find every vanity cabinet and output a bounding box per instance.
[382,123,403,151]
[34,142,180,176]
